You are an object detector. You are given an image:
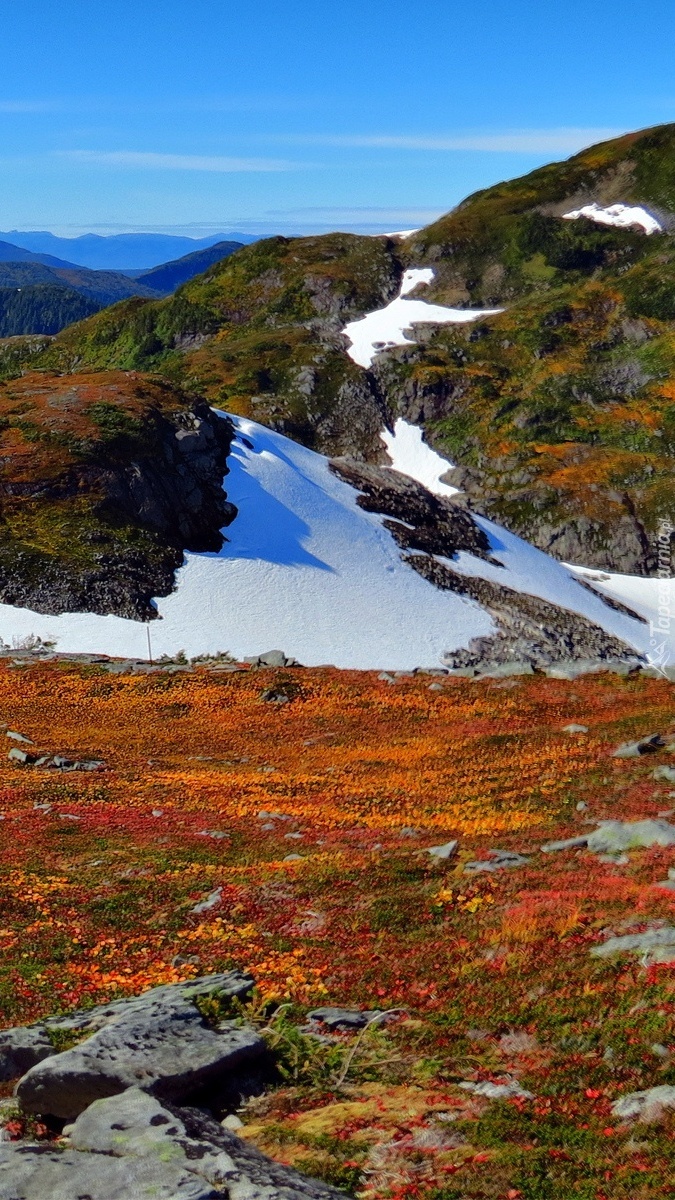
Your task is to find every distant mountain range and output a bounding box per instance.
[134,241,244,295]
[0,238,244,335]
[0,230,260,270]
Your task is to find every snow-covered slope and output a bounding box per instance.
[0,415,665,669]
[562,202,662,235]
[343,269,501,368]
[382,419,673,667]
[0,417,494,668]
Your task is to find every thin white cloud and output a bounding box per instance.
[0,100,60,113]
[280,128,624,154]
[58,150,297,172]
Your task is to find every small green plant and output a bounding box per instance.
[44,1025,89,1054]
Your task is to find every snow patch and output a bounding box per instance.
[382,418,458,497]
[566,565,675,670]
[0,411,665,669]
[562,202,662,235]
[343,269,502,368]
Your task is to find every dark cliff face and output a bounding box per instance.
[0,372,236,620]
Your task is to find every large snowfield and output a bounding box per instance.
[0,414,669,669]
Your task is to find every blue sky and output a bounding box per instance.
[0,0,674,237]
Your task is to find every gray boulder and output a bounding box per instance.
[611,1085,675,1123]
[612,733,664,758]
[425,841,458,860]
[16,972,259,1119]
[0,1143,217,1200]
[542,819,675,856]
[464,849,529,874]
[0,1027,55,1082]
[591,924,675,963]
[0,1086,345,1200]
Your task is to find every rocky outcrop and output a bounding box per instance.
[0,373,237,619]
[0,973,348,1200]
[13,973,259,1119]
[329,458,493,561]
[0,1088,347,1199]
[408,553,640,669]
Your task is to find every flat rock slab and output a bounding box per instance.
[591,924,675,963]
[0,1086,348,1200]
[464,850,529,874]
[307,1007,383,1030]
[0,1144,217,1200]
[542,819,675,855]
[1,973,254,1084]
[612,1084,675,1122]
[14,972,260,1119]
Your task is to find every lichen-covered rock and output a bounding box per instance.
[16,972,258,1119]
[591,924,675,963]
[611,1085,675,1123]
[0,1086,348,1200]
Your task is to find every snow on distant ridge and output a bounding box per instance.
[343,269,502,368]
[562,202,662,235]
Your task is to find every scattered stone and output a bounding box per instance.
[16,972,259,1119]
[243,649,302,668]
[541,835,589,853]
[196,830,228,840]
[191,888,223,914]
[261,688,291,704]
[464,849,529,874]
[284,832,303,840]
[591,924,675,964]
[479,661,534,678]
[378,672,396,684]
[283,854,303,862]
[221,1113,243,1130]
[415,667,447,676]
[428,683,444,691]
[613,733,664,758]
[562,724,589,734]
[542,819,675,856]
[653,765,675,782]
[425,841,458,860]
[576,801,588,811]
[307,1007,383,1030]
[7,748,34,765]
[611,1085,675,1123]
[5,731,33,744]
[459,1078,533,1100]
